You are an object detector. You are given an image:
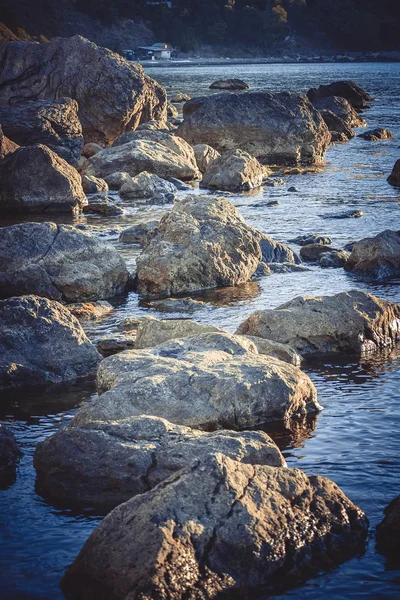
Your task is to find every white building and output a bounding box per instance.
[138,43,173,60]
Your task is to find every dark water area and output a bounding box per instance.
[1,62,400,599]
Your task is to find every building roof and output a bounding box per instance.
[138,43,173,51]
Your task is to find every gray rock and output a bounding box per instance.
[182,95,207,118]
[252,262,272,278]
[236,290,400,356]
[200,149,267,192]
[145,297,205,313]
[210,78,250,90]
[34,416,284,509]
[345,230,400,279]
[171,92,191,103]
[135,317,223,349]
[119,220,160,246]
[0,98,84,166]
[120,171,177,199]
[97,334,136,357]
[289,233,332,246]
[263,177,285,186]
[0,144,87,214]
[0,425,20,486]
[312,95,365,128]
[387,159,400,186]
[167,102,179,117]
[73,332,320,430]
[83,194,124,216]
[240,335,301,366]
[307,81,372,110]
[103,171,131,190]
[319,250,349,268]
[81,175,108,194]
[0,222,129,302]
[300,244,339,262]
[62,453,368,599]
[268,262,311,273]
[193,143,220,174]
[82,143,103,158]
[0,295,100,390]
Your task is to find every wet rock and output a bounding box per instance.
[387,159,400,186]
[345,230,400,279]
[171,92,191,103]
[252,262,272,278]
[0,98,84,166]
[0,222,129,302]
[0,36,167,145]
[135,317,223,349]
[326,210,364,219]
[119,220,160,246]
[97,333,136,357]
[67,301,114,322]
[200,149,267,192]
[236,290,400,356]
[83,194,124,216]
[34,416,284,510]
[177,92,331,166]
[210,78,250,90]
[307,81,372,110]
[263,177,285,186]
[166,176,193,191]
[289,233,332,246]
[193,143,220,173]
[0,144,87,214]
[240,335,301,366]
[103,171,131,190]
[300,243,338,262]
[268,262,311,273]
[145,297,205,313]
[359,128,393,141]
[0,425,20,486]
[288,186,299,192]
[0,125,19,160]
[62,453,368,599]
[318,109,355,142]
[376,496,400,555]
[319,250,349,268]
[81,175,109,194]
[312,95,365,128]
[120,171,177,199]
[82,143,103,158]
[0,295,100,390]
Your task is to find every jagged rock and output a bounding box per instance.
[0,125,19,160]
[359,128,393,141]
[81,175,109,194]
[119,220,160,246]
[0,295,100,390]
[62,453,368,599]
[120,171,177,199]
[210,78,250,90]
[319,250,349,268]
[258,236,299,264]
[83,194,124,216]
[67,301,114,322]
[0,222,129,302]
[318,109,355,142]
[236,290,400,356]
[171,92,191,103]
[72,332,319,430]
[240,335,301,366]
[177,92,331,165]
[103,171,131,190]
[300,244,340,262]
[200,149,267,192]
[388,160,400,186]
[307,81,372,110]
[193,143,220,173]
[0,145,87,214]
[82,143,103,158]
[97,334,136,357]
[135,317,223,348]
[0,36,167,144]
[345,230,400,279]
[312,95,365,128]
[0,425,20,486]
[376,496,400,555]
[34,416,284,510]
[0,98,84,165]
[289,233,332,246]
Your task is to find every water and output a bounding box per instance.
[1,62,400,599]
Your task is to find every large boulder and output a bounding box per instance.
[0,125,18,160]
[0,222,129,302]
[135,317,223,348]
[0,98,84,166]
[177,92,331,165]
[312,95,365,128]
[0,425,20,486]
[236,290,400,356]
[193,143,220,173]
[307,81,372,110]
[387,160,400,186]
[136,195,297,298]
[200,149,266,192]
[72,332,320,430]
[345,230,400,279]
[34,415,284,509]
[376,496,400,555]
[0,36,167,145]
[0,144,87,213]
[62,453,368,599]
[0,295,100,390]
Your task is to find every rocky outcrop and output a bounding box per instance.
[210,78,250,90]
[307,81,372,110]
[0,222,129,302]
[0,125,19,160]
[345,230,400,279]
[62,453,368,599]
[317,109,354,142]
[0,425,20,487]
[177,92,331,165]
[135,317,223,348]
[120,171,177,200]
[193,143,220,173]
[72,332,319,430]
[119,220,159,246]
[0,98,84,166]
[0,36,167,144]
[388,160,400,186]
[0,295,100,389]
[0,145,87,213]
[236,290,400,356]
[376,496,400,555]
[34,415,284,509]
[200,149,266,192]
[359,128,393,141]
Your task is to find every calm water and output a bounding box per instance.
[1,62,400,599]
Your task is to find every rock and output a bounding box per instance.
[34,416,284,510]
[182,95,207,118]
[376,496,400,555]
[83,194,124,216]
[289,233,332,246]
[171,92,191,103]
[263,177,285,186]
[200,149,266,192]
[167,102,179,118]
[345,230,400,279]
[319,250,349,268]
[67,301,114,322]
[288,186,299,192]
[145,297,205,313]
[0,425,20,486]
[0,125,19,160]
[0,144,87,214]
[307,81,372,110]
[236,290,400,356]
[252,262,272,278]
[268,262,311,273]
[119,220,160,246]
[103,171,131,190]
[72,332,320,430]
[76,156,88,173]
[240,335,301,366]
[120,171,177,199]
[387,160,400,186]
[166,176,193,191]
[135,317,223,348]
[210,78,250,90]
[81,175,109,194]
[136,119,174,132]
[62,453,368,599]
[193,143,220,173]
[0,98,84,166]
[312,95,365,128]
[82,143,103,158]
[0,222,129,302]
[300,244,339,262]
[0,295,100,390]
[317,109,355,142]
[177,92,331,166]
[0,36,167,145]
[97,334,136,357]
[326,210,364,219]
[359,128,393,141]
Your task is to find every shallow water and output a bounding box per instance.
[1,62,400,599]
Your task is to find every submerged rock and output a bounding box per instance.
[200,149,266,192]
[0,295,100,390]
[73,332,319,430]
[307,81,372,110]
[0,222,129,302]
[62,453,368,599]
[135,317,222,348]
[236,290,400,356]
[345,230,400,279]
[210,78,250,90]
[0,425,20,487]
[34,416,284,509]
